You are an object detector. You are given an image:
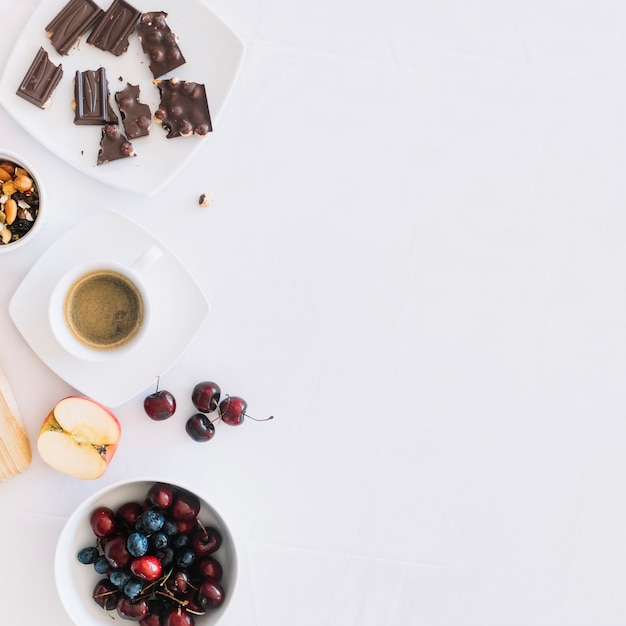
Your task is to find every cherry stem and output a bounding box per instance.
[245,413,274,422]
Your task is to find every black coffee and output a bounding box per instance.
[64,270,144,351]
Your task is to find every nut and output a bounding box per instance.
[0,162,15,176]
[4,199,17,225]
[1,227,11,244]
[13,175,33,193]
[0,169,11,183]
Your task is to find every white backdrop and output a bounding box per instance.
[1,1,626,624]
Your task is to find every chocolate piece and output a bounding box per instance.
[87,0,140,56]
[115,83,151,139]
[16,47,63,109]
[45,0,104,55]
[137,12,186,79]
[74,68,118,125]
[97,125,135,165]
[154,78,212,139]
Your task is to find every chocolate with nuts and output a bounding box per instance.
[154,78,212,139]
[16,47,63,109]
[86,0,141,56]
[115,83,151,139]
[97,125,136,165]
[45,0,104,56]
[74,68,118,125]
[137,11,186,79]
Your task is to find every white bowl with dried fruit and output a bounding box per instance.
[55,478,238,626]
[0,150,45,252]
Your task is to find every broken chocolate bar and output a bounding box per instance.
[154,78,212,139]
[137,11,186,79]
[87,0,140,56]
[74,68,118,125]
[45,0,103,55]
[115,83,151,139]
[97,125,135,165]
[16,47,63,109]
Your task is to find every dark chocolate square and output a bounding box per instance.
[16,47,63,109]
[74,68,118,125]
[87,0,141,56]
[46,0,104,55]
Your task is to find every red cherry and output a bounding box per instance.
[197,578,225,609]
[164,607,195,626]
[116,501,144,527]
[90,506,117,537]
[165,569,191,594]
[131,555,163,581]
[176,517,198,534]
[144,377,176,421]
[117,596,149,621]
[185,413,216,442]
[190,526,222,556]
[218,396,247,426]
[171,489,201,521]
[139,599,167,626]
[103,534,131,569]
[147,482,175,509]
[195,556,223,580]
[191,381,221,413]
[144,390,176,420]
[92,578,119,610]
[218,395,273,426]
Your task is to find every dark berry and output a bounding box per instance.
[94,554,110,574]
[127,532,149,557]
[77,546,100,564]
[123,577,144,600]
[175,547,195,568]
[150,531,169,550]
[141,509,165,532]
[110,569,132,589]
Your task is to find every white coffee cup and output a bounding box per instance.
[49,246,162,361]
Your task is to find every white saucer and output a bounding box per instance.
[9,209,209,407]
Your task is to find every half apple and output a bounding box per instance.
[37,396,121,480]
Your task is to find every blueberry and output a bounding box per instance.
[141,509,165,532]
[175,547,195,568]
[123,577,144,600]
[110,569,132,589]
[162,517,178,536]
[171,534,189,550]
[150,531,169,550]
[154,547,174,568]
[94,555,110,574]
[77,546,100,564]
[127,532,149,557]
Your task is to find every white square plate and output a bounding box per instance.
[0,0,245,195]
[9,209,210,407]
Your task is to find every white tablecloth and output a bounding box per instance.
[1,1,625,624]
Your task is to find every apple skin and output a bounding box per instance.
[36,396,121,480]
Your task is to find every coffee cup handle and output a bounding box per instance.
[131,245,162,275]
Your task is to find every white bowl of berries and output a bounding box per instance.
[55,479,238,626]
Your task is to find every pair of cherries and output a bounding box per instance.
[143,379,273,442]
